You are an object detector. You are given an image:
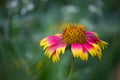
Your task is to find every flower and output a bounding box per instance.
[40,24,108,63]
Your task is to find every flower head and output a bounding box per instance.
[40,24,108,63]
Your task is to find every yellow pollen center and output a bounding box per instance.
[62,24,86,44]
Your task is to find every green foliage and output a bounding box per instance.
[0,0,120,80]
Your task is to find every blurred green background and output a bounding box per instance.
[0,0,120,80]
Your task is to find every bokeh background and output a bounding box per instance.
[0,0,120,80]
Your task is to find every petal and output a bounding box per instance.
[44,43,66,62]
[44,46,56,58]
[47,35,61,42]
[86,36,100,44]
[80,51,88,61]
[40,38,47,46]
[85,31,98,37]
[40,34,62,50]
[52,43,66,63]
[82,41,102,60]
[97,40,108,49]
[55,34,62,37]
[56,44,67,54]
[81,45,88,61]
[71,43,82,58]
[85,31,101,44]
[71,43,88,61]
[89,43,102,60]
[82,42,95,57]
[46,35,62,45]
[86,31,108,50]
[52,52,60,63]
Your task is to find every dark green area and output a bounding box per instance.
[0,0,120,80]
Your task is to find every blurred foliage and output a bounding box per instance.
[0,0,120,80]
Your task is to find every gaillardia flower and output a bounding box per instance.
[40,24,108,63]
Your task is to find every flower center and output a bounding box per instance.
[62,24,86,44]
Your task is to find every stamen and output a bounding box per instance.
[62,24,86,44]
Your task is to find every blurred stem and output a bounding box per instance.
[67,56,75,80]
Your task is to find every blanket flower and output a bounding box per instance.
[40,24,108,63]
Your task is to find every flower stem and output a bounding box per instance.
[67,56,75,80]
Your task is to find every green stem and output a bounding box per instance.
[67,56,75,80]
